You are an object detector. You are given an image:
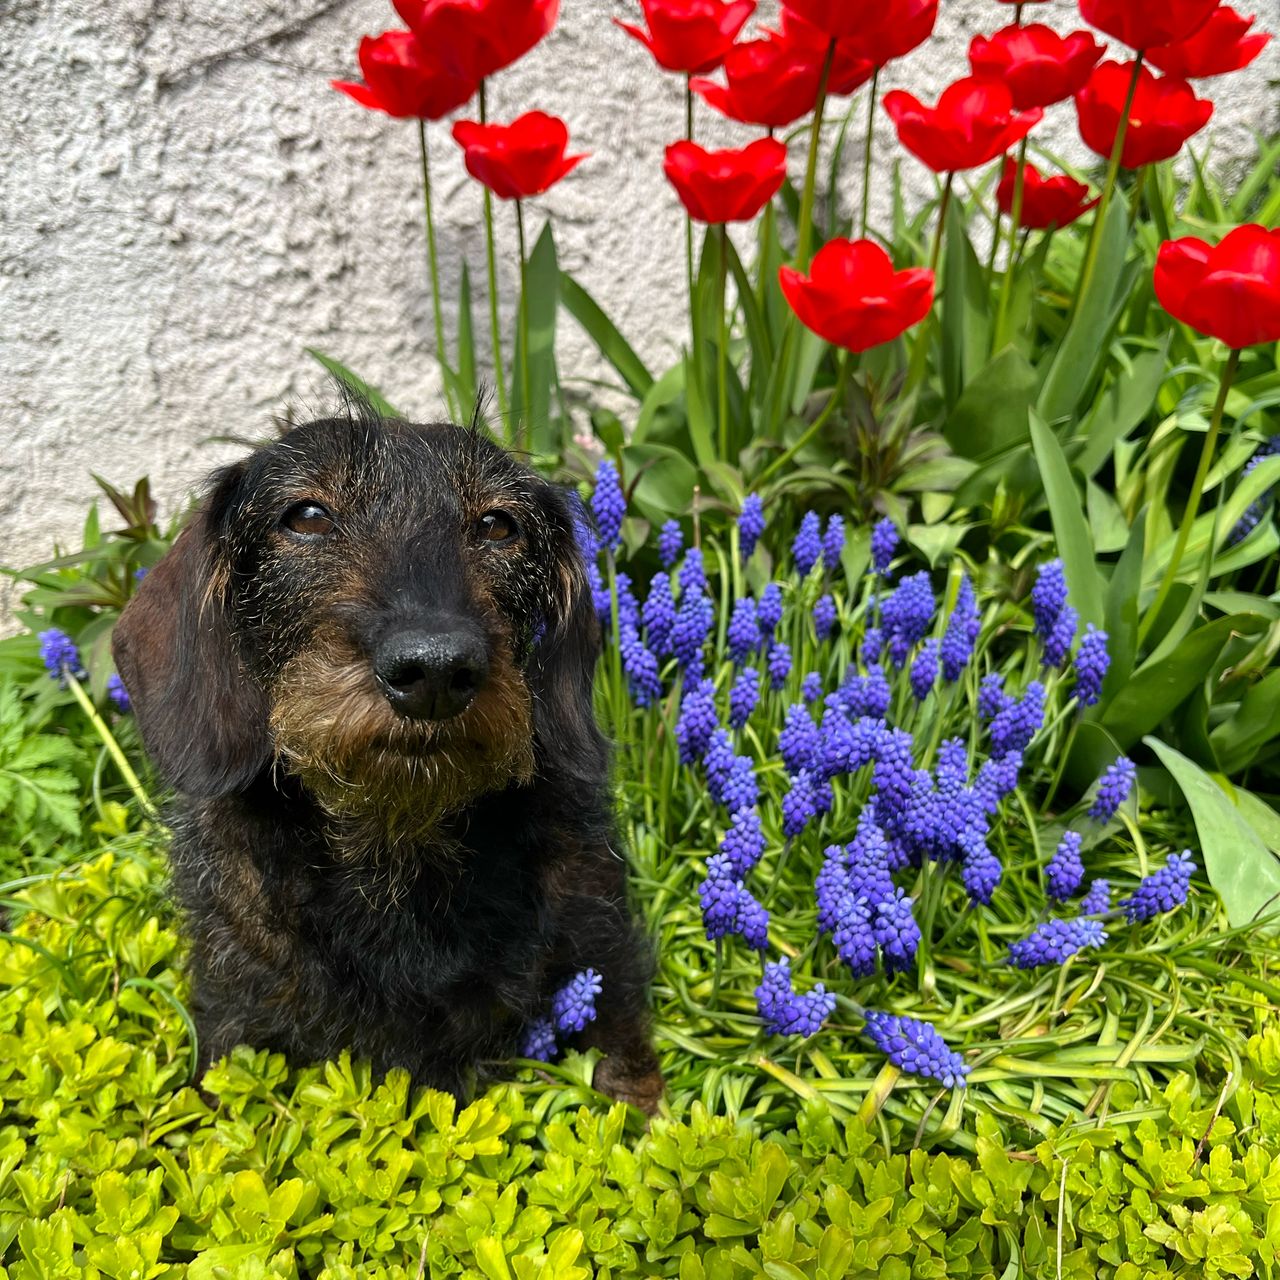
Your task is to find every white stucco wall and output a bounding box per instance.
[3,0,1277,614]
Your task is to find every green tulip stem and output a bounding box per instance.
[1073,54,1143,320]
[758,350,850,485]
[796,40,836,270]
[686,78,696,353]
[515,198,532,454]
[417,119,456,421]
[930,172,954,276]
[1014,2,1026,22]
[859,69,880,239]
[993,137,1030,351]
[478,81,510,434]
[65,675,158,822]
[717,222,730,459]
[1140,346,1241,646]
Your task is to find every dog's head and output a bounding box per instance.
[113,408,602,830]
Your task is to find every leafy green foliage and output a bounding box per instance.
[3,850,1280,1278]
[0,683,83,851]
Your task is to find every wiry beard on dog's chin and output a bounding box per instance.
[268,644,536,861]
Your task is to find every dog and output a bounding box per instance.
[112,398,663,1112]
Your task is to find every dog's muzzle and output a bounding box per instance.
[374,626,490,722]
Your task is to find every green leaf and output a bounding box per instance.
[1103,514,1145,696]
[1209,668,1280,775]
[943,347,1035,461]
[457,260,477,413]
[1037,197,1129,425]
[1029,412,1104,628]
[304,349,402,419]
[513,221,560,456]
[939,197,991,411]
[1075,341,1169,478]
[560,271,654,400]
[1103,613,1266,749]
[1146,737,1280,929]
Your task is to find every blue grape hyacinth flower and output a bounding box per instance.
[767,640,792,691]
[739,494,766,561]
[812,593,837,641]
[872,888,921,973]
[520,1017,558,1062]
[757,583,784,637]
[756,958,835,1038]
[727,598,760,664]
[882,571,934,668]
[39,628,86,684]
[106,674,131,713]
[1046,830,1085,901]
[591,459,625,552]
[671,594,713,675]
[620,624,662,707]
[721,808,766,878]
[870,517,898,577]
[658,519,683,568]
[675,678,718,764]
[1080,879,1111,916]
[642,572,676,656]
[909,638,939,702]
[1009,917,1108,969]
[1031,558,1068,641]
[1073,625,1110,706]
[989,681,1045,756]
[728,667,760,730]
[1089,756,1136,823]
[551,969,603,1035]
[779,703,821,776]
[822,514,845,572]
[1120,851,1195,923]
[678,546,707,599]
[863,1011,968,1088]
[1042,603,1078,669]
[801,672,823,704]
[940,576,980,681]
[793,512,822,577]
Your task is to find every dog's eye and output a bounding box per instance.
[477,510,519,545]
[282,502,336,538]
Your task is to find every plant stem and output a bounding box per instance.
[859,69,880,239]
[1072,55,1143,319]
[1014,2,1025,22]
[717,223,730,459]
[993,138,1029,351]
[901,173,953,397]
[515,198,532,455]
[65,676,158,822]
[417,120,456,420]
[479,81,509,434]
[930,171,954,275]
[759,350,850,484]
[686,78,696,353]
[1140,347,1241,646]
[796,40,836,270]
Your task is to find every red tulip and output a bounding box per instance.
[1146,7,1272,78]
[332,30,476,119]
[770,11,874,96]
[1075,61,1213,168]
[452,111,586,200]
[883,77,1042,174]
[615,0,756,74]
[663,137,788,224]
[969,25,1104,110]
[1155,225,1280,349]
[997,159,1098,229]
[1078,0,1220,51]
[856,0,939,66]
[779,0,890,40]
[778,239,935,352]
[396,0,558,82]
[690,35,828,129]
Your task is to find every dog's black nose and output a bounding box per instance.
[374,629,489,722]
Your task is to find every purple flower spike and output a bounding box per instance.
[870,518,899,577]
[678,546,707,600]
[520,1017,558,1062]
[873,888,921,973]
[782,770,817,838]
[671,593,713,675]
[961,839,1002,905]
[793,512,823,577]
[1120,852,1195,923]
[739,494,766,561]
[1042,604,1078,669]
[1089,756,1136,823]
[779,703,821,776]
[989,682,1045,757]
[940,575,980,681]
[882,571,935,668]
[620,624,662,707]
[642,573,676,656]
[1031,559,1068,641]
[727,597,760,664]
[1009,918,1107,969]
[863,1011,968,1088]
[1046,831,1085,902]
[721,808,766,878]
[1080,879,1111,916]
[675,678,718,764]
[813,594,838,641]
[728,667,760,730]
[978,672,1010,723]
[822,514,845,572]
[832,894,878,977]
[551,969,603,1035]
[658,519,683,568]
[106,673,131,713]
[1073,625,1110,707]
[909,638,940,702]
[757,583,784,637]
[861,626,884,665]
[756,957,835,1038]
[767,641,792,691]
[39,628,85,684]
[801,672,823,704]
[591,460,625,552]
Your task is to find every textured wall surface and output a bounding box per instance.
[3,0,1277,615]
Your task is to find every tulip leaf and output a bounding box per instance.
[943,347,1035,461]
[939,198,990,412]
[622,442,699,524]
[559,271,653,400]
[512,221,560,456]
[1103,613,1267,749]
[1037,196,1128,427]
[1209,668,1280,776]
[1102,512,1145,698]
[456,261,477,414]
[304,349,402,420]
[1029,411,1104,629]
[1074,340,1169,478]
[1145,737,1280,930]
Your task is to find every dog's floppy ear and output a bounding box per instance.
[112,467,271,797]
[528,493,607,786]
